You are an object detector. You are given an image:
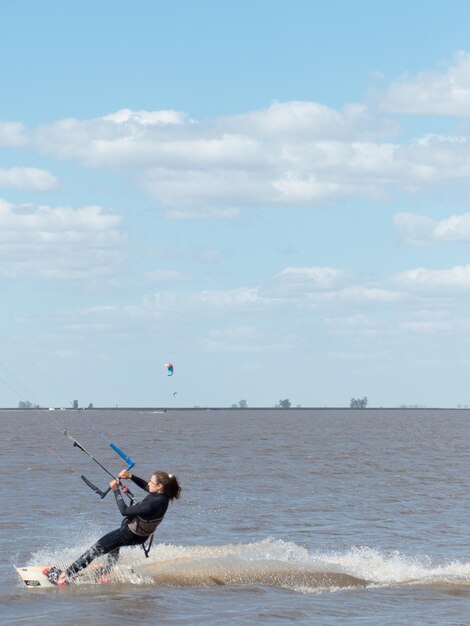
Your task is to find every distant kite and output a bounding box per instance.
[165,363,174,376]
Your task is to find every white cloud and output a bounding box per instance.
[393,264,470,292]
[102,108,188,126]
[0,167,58,190]
[141,168,274,209]
[0,202,121,232]
[0,200,126,279]
[381,51,470,116]
[10,102,468,214]
[433,213,470,241]
[395,211,470,244]
[394,213,435,244]
[279,266,346,284]
[0,122,26,147]
[7,74,470,217]
[143,287,265,314]
[141,265,406,319]
[47,259,470,359]
[334,286,403,303]
[224,101,382,140]
[269,266,349,295]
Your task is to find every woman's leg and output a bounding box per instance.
[65,527,124,577]
[106,547,120,568]
[65,527,145,577]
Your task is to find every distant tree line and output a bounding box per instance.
[231,399,248,408]
[18,401,40,408]
[231,399,295,408]
[17,400,94,409]
[350,396,368,408]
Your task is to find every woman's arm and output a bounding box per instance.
[110,478,158,517]
[114,491,167,518]
[118,470,149,492]
[130,475,149,491]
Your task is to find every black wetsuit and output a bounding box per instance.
[66,475,169,577]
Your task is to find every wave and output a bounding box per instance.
[24,538,470,594]
[136,539,470,593]
[139,556,365,592]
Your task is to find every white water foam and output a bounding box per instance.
[20,537,470,593]
[313,544,470,587]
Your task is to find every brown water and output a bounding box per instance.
[2,408,470,625]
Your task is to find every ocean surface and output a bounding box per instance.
[2,407,470,625]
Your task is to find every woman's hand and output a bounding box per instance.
[118,470,132,479]
[109,479,120,491]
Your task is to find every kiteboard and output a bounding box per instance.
[16,566,61,588]
[16,564,112,588]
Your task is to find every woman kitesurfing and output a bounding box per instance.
[1,331,183,588]
[44,469,181,586]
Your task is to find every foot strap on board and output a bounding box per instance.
[42,566,69,586]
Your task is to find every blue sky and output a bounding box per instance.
[2,0,470,407]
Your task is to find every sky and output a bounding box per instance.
[2,0,470,408]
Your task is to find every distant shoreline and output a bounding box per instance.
[2,406,470,411]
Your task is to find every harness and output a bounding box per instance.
[117,486,163,557]
[142,533,154,558]
[128,516,161,558]
[127,514,163,537]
